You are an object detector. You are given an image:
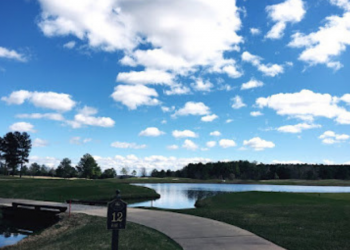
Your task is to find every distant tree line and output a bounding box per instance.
[151,160,350,180]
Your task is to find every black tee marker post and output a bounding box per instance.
[107,190,127,250]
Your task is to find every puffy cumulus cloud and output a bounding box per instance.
[29,156,61,168]
[37,0,242,78]
[206,141,216,148]
[201,114,218,122]
[191,79,214,92]
[323,159,335,165]
[2,90,76,112]
[0,46,26,62]
[182,139,198,151]
[16,113,65,121]
[319,130,350,144]
[241,51,284,77]
[172,130,198,138]
[231,95,246,109]
[164,84,191,95]
[250,111,263,117]
[250,28,261,35]
[116,69,174,85]
[63,41,76,49]
[341,94,350,104]
[210,131,221,136]
[69,137,92,145]
[111,84,159,110]
[241,79,264,90]
[33,138,48,147]
[219,139,237,148]
[94,155,211,172]
[266,0,306,39]
[173,102,210,117]
[167,145,179,150]
[243,137,275,151]
[288,2,350,70]
[9,122,36,133]
[226,119,233,123]
[256,89,350,124]
[67,106,115,128]
[111,141,147,149]
[277,123,321,133]
[139,127,165,137]
[161,106,175,113]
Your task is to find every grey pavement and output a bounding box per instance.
[0,198,285,250]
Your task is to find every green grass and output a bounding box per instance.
[0,176,159,203]
[178,192,350,250]
[3,214,182,250]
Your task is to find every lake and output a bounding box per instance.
[130,183,350,209]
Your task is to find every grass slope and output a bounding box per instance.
[3,214,182,250]
[180,192,350,250]
[0,177,159,202]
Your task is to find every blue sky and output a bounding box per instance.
[1,0,350,173]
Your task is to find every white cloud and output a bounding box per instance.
[256,89,350,124]
[29,156,61,168]
[182,139,198,150]
[206,141,216,148]
[219,139,237,148]
[288,4,350,70]
[63,41,76,49]
[173,102,210,117]
[319,130,350,144]
[242,51,284,77]
[210,131,221,136]
[191,79,214,92]
[241,79,264,90]
[167,145,179,150]
[116,69,174,85]
[33,138,48,147]
[164,84,191,95]
[243,137,275,151]
[9,122,36,133]
[201,114,218,122]
[231,95,246,109]
[2,90,76,112]
[226,119,233,123]
[172,130,198,138]
[0,46,26,62]
[37,0,242,78]
[111,141,147,149]
[250,28,261,35]
[250,111,263,117]
[277,123,321,133]
[341,94,350,104]
[266,0,306,39]
[272,160,304,164]
[139,127,165,137]
[111,84,159,110]
[16,113,64,121]
[69,137,92,145]
[161,106,175,112]
[68,106,115,128]
[94,154,211,172]
[323,159,335,165]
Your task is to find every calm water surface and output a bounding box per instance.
[130,183,350,209]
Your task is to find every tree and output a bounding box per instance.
[16,132,31,178]
[141,167,147,177]
[131,170,137,176]
[29,163,41,176]
[121,167,129,175]
[56,158,77,178]
[101,168,117,179]
[76,154,101,179]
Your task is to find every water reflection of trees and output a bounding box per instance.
[184,190,223,201]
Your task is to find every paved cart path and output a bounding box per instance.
[0,198,285,250]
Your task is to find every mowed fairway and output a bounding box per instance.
[180,192,350,250]
[0,176,159,202]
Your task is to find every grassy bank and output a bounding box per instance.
[3,214,182,250]
[0,176,159,203]
[117,177,350,186]
[178,192,350,250]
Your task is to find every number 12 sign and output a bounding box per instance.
[107,198,127,230]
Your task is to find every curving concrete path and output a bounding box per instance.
[0,198,285,250]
